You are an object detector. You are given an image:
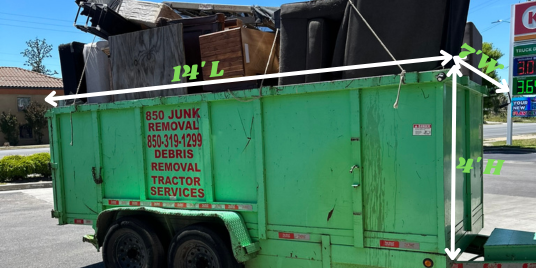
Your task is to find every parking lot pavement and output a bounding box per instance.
[0,189,103,268]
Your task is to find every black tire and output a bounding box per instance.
[168,225,241,268]
[103,217,165,268]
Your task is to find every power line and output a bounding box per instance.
[0,11,72,22]
[0,23,86,34]
[0,18,74,28]
[469,0,502,14]
[482,17,510,33]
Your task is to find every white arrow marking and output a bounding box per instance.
[45,51,454,106]
[445,64,462,261]
[453,56,509,93]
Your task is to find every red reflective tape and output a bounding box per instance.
[199,204,212,209]
[151,202,163,207]
[451,265,462,268]
[108,200,119,205]
[73,219,92,225]
[484,264,502,268]
[174,203,186,208]
[239,205,253,211]
[380,240,400,248]
[279,232,294,239]
[129,201,140,206]
[278,232,310,240]
[225,204,238,210]
[400,242,420,250]
[524,264,536,268]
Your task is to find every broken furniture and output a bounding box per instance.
[117,0,182,28]
[199,27,280,92]
[74,2,142,40]
[332,0,470,80]
[58,42,87,102]
[84,41,113,104]
[278,0,471,85]
[278,0,347,85]
[158,14,226,93]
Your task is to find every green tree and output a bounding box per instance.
[23,102,48,144]
[0,112,19,146]
[481,42,507,116]
[20,38,58,76]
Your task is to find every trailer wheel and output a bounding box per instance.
[103,217,165,268]
[168,225,240,268]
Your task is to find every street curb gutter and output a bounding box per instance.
[0,182,53,191]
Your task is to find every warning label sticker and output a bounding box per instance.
[413,124,432,136]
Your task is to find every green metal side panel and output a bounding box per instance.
[57,111,99,219]
[263,90,354,230]
[211,101,258,203]
[360,83,440,236]
[443,78,484,253]
[100,109,141,199]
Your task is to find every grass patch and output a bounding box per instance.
[484,115,536,123]
[490,139,536,149]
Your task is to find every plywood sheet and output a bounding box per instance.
[110,23,187,101]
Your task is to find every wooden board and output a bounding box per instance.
[199,27,279,81]
[110,23,187,101]
[199,28,244,81]
[240,27,279,76]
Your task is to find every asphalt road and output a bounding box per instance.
[0,188,103,268]
[0,148,50,158]
[483,122,536,138]
[0,151,534,267]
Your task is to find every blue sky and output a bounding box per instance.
[0,0,519,80]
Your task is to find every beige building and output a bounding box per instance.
[0,67,64,145]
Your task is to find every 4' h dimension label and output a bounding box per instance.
[456,157,505,175]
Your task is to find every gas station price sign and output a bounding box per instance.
[513,76,536,95]
[513,56,536,76]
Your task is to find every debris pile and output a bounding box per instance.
[58,0,479,105]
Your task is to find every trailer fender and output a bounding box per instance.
[94,207,260,262]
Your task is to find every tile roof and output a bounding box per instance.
[0,67,63,89]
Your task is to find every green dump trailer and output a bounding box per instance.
[47,71,536,268]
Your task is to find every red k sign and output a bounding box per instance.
[515,1,536,36]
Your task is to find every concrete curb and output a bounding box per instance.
[0,145,50,151]
[0,182,52,191]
